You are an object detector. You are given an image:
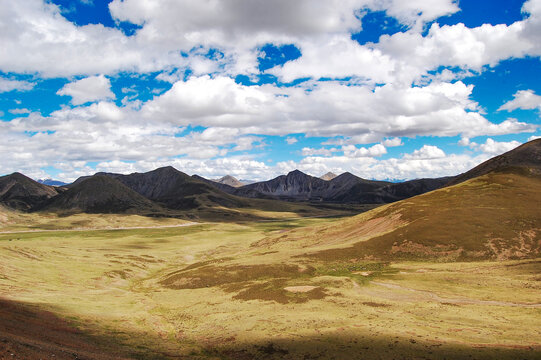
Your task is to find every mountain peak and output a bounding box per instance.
[320,172,338,181]
[215,175,244,187]
[287,169,308,177]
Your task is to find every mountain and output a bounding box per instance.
[334,176,454,204]
[447,138,541,186]
[0,172,59,210]
[38,175,161,214]
[324,172,391,202]
[320,172,337,181]
[270,139,541,261]
[85,167,247,210]
[38,179,67,187]
[214,175,245,187]
[236,170,331,201]
[202,169,445,204]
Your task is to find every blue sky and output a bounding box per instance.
[1,0,540,181]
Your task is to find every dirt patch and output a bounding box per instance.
[362,301,390,308]
[487,229,541,260]
[160,263,310,290]
[232,279,327,304]
[284,285,319,293]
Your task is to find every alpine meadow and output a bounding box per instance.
[1,1,541,359]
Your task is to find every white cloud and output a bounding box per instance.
[285,137,298,145]
[404,145,446,160]
[141,76,536,139]
[342,143,387,158]
[281,151,488,181]
[528,135,541,141]
[498,90,541,111]
[365,0,460,31]
[469,138,522,155]
[8,108,32,115]
[57,75,115,105]
[301,147,336,157]
[0,77,35,92]
[382,137,403,147]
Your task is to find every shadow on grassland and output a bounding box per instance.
[1,297,540,360]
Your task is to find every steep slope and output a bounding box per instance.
[0,172,59,210]
[38,175,161,213]
[215,175,245,187]
[236,170,331,201]
[448,138,541,186]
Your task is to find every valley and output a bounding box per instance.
[1,218,539,359]
[1,139,540,359]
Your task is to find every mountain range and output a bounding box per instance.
[1,139,539,217]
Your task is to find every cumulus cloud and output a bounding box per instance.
[8,108,32,115]
[498,90,541,111]
[279,151,488,181]
[285,137,298,145]
[0,77,35,92]
[141,76,536,139]
[469,138,522,155]
[382,137,403,147]
[57,75,115,105]
[404,145,446,160]
[1,0,540,182]
[342,143,387,158]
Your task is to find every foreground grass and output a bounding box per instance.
[1,217,540,359]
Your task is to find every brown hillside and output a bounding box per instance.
[448,138,541,186]
[308,171,541,261]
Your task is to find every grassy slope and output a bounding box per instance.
[258,171,541,261]
[1,168,540,359]
[1,217,539,359]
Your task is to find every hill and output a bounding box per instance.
[0,172,59,210]
[259,139,541,261]
[38,175,162,214]
[448,138,541,186]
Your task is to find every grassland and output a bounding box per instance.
[1,210,540,359]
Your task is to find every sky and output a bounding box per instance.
[1,0,540,182]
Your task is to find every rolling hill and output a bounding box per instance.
[0,172,59,210]
[447,138,541,186]
[259,139,541,261]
